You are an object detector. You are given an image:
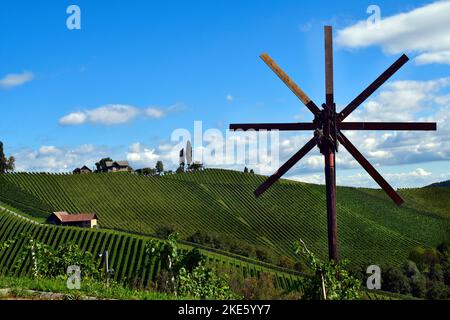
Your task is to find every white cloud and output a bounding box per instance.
[416,50,450,65]
[0,71,34,89]
[336,1,450,65]
[334,168,435,188]
[126,142,159,165]
[59,105,138,126]
[226,95,233,102]
[38,146,61,155]
[13,144,111,172]
[347,77,450,122]
[59,112,88,126]
[59,102,185,126]
[145,107,165,118]
[86,105,138,125]
[291,173,323,185]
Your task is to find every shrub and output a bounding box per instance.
[178,263,236,299]
[428,264,444,282]
[278,256,295,269]
[155,224,178,239]
[239,272,280,300]
[410,273,427,298]
[293,240,362,300]
[427,281,450,300]
[403,260,419,277]
[381,266,411,295]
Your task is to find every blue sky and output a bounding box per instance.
[1,0,449,187]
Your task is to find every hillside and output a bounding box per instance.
[425,180,450,188]
[0,169,449,267]
[0,208,299,290]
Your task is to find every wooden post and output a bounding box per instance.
[324,151,338,261]
[324,26,338,262]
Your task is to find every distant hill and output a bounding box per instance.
[425,180,450,188]
[0,169,449,268]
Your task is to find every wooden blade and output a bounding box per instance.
[255,137,317,197]
[339,122,437,131]
[337,132,404,205]
[260,53,321,116]
[324,26,334,107]
[229,122,317,131]
[338,54,409,122]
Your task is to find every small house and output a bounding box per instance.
[47,211,98,228]
[100,160,132,172]
[73,165,92,174]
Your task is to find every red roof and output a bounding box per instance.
[53,211,97,222]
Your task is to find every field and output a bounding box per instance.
[0,208,300,290]
[0,169,449,269]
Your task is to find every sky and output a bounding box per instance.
[1,0,449,188]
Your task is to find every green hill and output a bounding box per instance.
[0,208,299,290]
[0,169,449,268]
[425,179,450,188]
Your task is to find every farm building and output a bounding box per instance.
[73,165,92,174]
[46,211,98,228]
[98,160,132,173]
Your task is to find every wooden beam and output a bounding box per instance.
[338,54,409,122]
[337,132,404,205]
[324,26,334,108]
[229,122,317,131]
[260,53,321,116]
[339,122,437,131]
[254,138,317,197]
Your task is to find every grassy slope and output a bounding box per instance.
[0,209,299,290]
[1,169,449,268]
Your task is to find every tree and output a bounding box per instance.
[0,142,6,173]
[136,167,157,176]
[188,162,203,171]
[155,161,164,175]
[249,169,255,174]
[0,142,14,173]
[176,165,185,174]
[6,156,15,171]
[244,167,248,173]
[95,157,113,172]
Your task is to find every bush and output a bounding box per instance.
[178,263,236,299]
[255,248,276,264]
[410,274,427,298]
[437,240,450,255]
[155,225,178,239]
[294,240,362,300]
[278,256,295,269]
[239,272,279,300]
[381,266,411,295]
[428,264,444,282]
[427,281,450,300]
[403,260,419,277]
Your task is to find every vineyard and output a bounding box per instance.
[0,169,449,268]
[0,209,300,290]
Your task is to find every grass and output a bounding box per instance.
[0,276,180,300]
